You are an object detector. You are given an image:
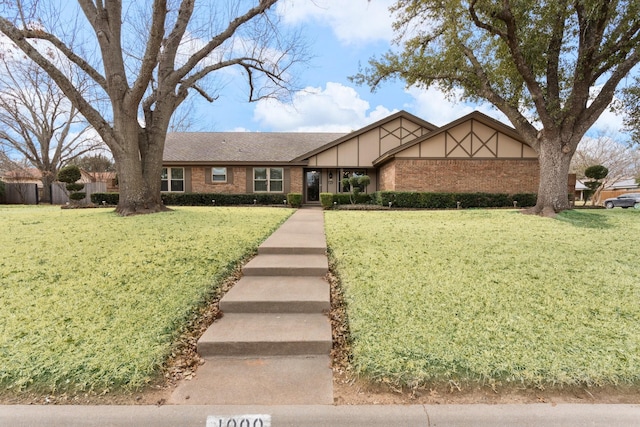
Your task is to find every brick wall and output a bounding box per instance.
[189,166,304,194]
[379,162,396,191]
[289,167,303,193]
[392,158,539,193]
[190,167,246,193]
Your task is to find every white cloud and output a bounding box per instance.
[405,85,510,127]
[253,82,395,131]
[276,0,396,45]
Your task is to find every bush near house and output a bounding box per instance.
[91,192,290,206]
[92,191,537,209]
[286,193,302,208]
[320,193,334,209]
[375,191,537,209]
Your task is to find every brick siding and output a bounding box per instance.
[289,167,303,193]
[189,166,304,194]
[389,159,539,193]
[190,167,246,193]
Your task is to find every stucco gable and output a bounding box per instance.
[298,110,438,168]
[373,111,537,165]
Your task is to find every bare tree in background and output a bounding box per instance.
[571,130,640,204]
[0,0,305,215]
[0,57,101,203]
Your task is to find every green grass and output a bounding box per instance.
[325,209,640,389]
[0,205,292,394]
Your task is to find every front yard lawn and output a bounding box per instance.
[325,209,640,390]
[0,206,292,394]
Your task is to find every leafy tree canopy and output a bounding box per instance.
[354,0,640,215]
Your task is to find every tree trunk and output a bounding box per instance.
[40,173,55,204]
[526,139,573,217]
[112,127,170,216]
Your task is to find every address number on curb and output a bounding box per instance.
[206,414,271,427]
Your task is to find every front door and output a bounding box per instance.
[305,170,321,203]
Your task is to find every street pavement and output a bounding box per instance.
[1,403,639,426]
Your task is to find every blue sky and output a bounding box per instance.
[0,0,627,138]
[196,0,625,136]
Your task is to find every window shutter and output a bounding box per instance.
[184,167,192,192]
[246,168,253,193]
[205,168,212,184]
[227,167,234,184]
[284,168,291,193]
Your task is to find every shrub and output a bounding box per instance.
[57,165,82,183]
[373,191,537,209]
[65,183,85,193]
[320,193,334,209]
[287,193,302,208]
[341,175,370,204]
[90,192,292,206]
[57,165,85,203]
[0,180,5,201]
[332,193,372,205]
[91,192,119,205]
[510,193,537,207]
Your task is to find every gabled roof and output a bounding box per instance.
[291,110,438,162]
[373,111,528,166]
[164,132,346,164]
[605,178,639,190]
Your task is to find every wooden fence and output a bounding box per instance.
[3,182,106,205]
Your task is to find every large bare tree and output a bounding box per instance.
[355,0,640,216]
[0,0,302,215]
[0,58,101,203]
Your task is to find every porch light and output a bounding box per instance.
[328,171,333,180]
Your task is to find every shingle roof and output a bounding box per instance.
[164,132,346,164]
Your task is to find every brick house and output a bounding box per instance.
[163,110,539,204]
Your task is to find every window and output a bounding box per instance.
[212,167,227,182]
[254,167,284,192]
[161,167,184,192]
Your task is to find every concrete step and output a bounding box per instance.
[198,313,332,357]
[220,276,330,313]
[242,254,328,276]
[258,231,326,255]
[169,355,333,405]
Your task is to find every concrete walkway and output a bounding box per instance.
[169,208,333,405]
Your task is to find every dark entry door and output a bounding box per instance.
[306,170,320,202]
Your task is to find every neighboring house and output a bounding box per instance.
[575,180,588,202]
[1,167,43,186]
[599,178,640,203]
[163,110,540,205]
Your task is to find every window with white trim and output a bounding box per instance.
[254,167,283,192]
[212,167,227,182]
[161,167,184,192]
